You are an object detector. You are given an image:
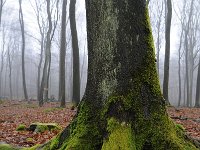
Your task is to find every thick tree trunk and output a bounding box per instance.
[39,1,198,150]
[59,0,67,107]
[163,0,172,104]
[70,0,80,106]
[19,0,28,100]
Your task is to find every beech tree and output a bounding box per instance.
[19,0,28,100]
[59,0,67,107]
[195,57,200,107]
[29,0,47,103]
[7,40,14,100]
[0,23,6,96]
[163,0,172,103]
[39,0,59,106]
[70,0,80,106]
[37,1,197,149]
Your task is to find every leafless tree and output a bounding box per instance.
[38,0,59,106]
[59,0,67,107]
[163,0,172,103]
[70,0,80,106]
[19,0,28,100]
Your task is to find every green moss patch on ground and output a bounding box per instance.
[16,124,26,131]
[28,123,61,133]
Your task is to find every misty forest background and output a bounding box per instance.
[0,0,199,107]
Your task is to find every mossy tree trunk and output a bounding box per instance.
[40,0,198,149]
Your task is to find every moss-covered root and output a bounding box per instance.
[101,117,198,150]
[37,101,103,150]
[38,117,198,150]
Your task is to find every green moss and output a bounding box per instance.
[101,92,197,150]
[102,118,136,150]
[49,136,60,150]
[59,101,103,150]
[30,123,61,133]
[0,144,19,150]
[176,123,185,132]
[35,124,48,133]
[16,124,26,131]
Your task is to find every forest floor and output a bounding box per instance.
[0,100,200,148]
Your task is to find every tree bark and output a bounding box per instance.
[156,0,164,74]
[59,0,67,107]
[184,0,194,107]
[195,57,200,107]
[70,0,80,106]
[39,1,198,149]
[37,32,44,102]
[178,30,183,106]
[7,45,13,100]
[0,26,6,96]
[19,0,28,100]
[163,0,172,104]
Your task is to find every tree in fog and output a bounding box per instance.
[181,0,200,107]
[172,0,200,107]
[39,0,52,106]
[39,0,59,106]
[149,0,165,74]
[7,39,15,100]
[29,0,47,104]
[0,0,6,25]
[0,23,7,96]
[38,1,197,149]
[195,56,200,107]
[177,30,183,106]
[70,0,80,106]
[163,0,172,103]
[19,0,28,100]
[59,0,67,107]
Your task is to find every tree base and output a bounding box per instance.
[37,99,198,150]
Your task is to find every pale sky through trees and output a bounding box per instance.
[1,0,179,59]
